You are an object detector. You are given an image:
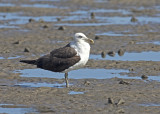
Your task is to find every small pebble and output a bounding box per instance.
[129,41,135,44]
[39,19,44,23]
[43,25,48,29]
[24,48,30,52]
[13,41,20,44]
[28,18,35,23]
[118,49,124,56]
[141,74,148,80]
[84,80,90,85]
[116,61,120,64]
[37,106,55,113]
[101,51,106,58]
[95,36,100,40]
[129,68,134,71]
[117,109,125,113]
[108,98,114,104]
[4,50,10,53]
[90,12,95,19]
[119,80,130,85]
[56,18,61,21]
[131,16,138,22]
[108,51,115,57]
[116,98,125,105]
[58,26,65,30]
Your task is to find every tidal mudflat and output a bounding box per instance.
[0,0,160,113]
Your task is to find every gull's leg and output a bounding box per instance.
[65,73,69,87]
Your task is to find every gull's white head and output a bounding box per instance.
[74,33,94,44]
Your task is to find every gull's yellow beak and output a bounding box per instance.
[87,38,94,44]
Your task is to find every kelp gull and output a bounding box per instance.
[20,33,94,87]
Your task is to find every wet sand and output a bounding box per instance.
[0,0,160,113]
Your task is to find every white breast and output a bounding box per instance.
[64,41,91,73]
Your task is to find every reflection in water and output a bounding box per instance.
[0,56,22,60]
[56,16,160,26]
[0,104,36,114]
[94,0,108,3]
[0,3,15,7]
[31,0,65,1]
[0,3,67,9]
[96,31,142,36]
[56,23,112,26]
[0,57,5,59]
[0,12,59,25]
[14,68,160,82]
[70,9,131,15]
[21,4,57,8]
[0,25,19,28]
[16,82,68,88]
[90,51,160,61]
[68,91,84,95]
[136,41,160,45]
[1,10,160,27]
[14,68,129,79]
[140,103,160,107]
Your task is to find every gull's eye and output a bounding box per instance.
[78,35,82,38]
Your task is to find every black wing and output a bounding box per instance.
[36,44,80,72]
[50,43,77,58]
